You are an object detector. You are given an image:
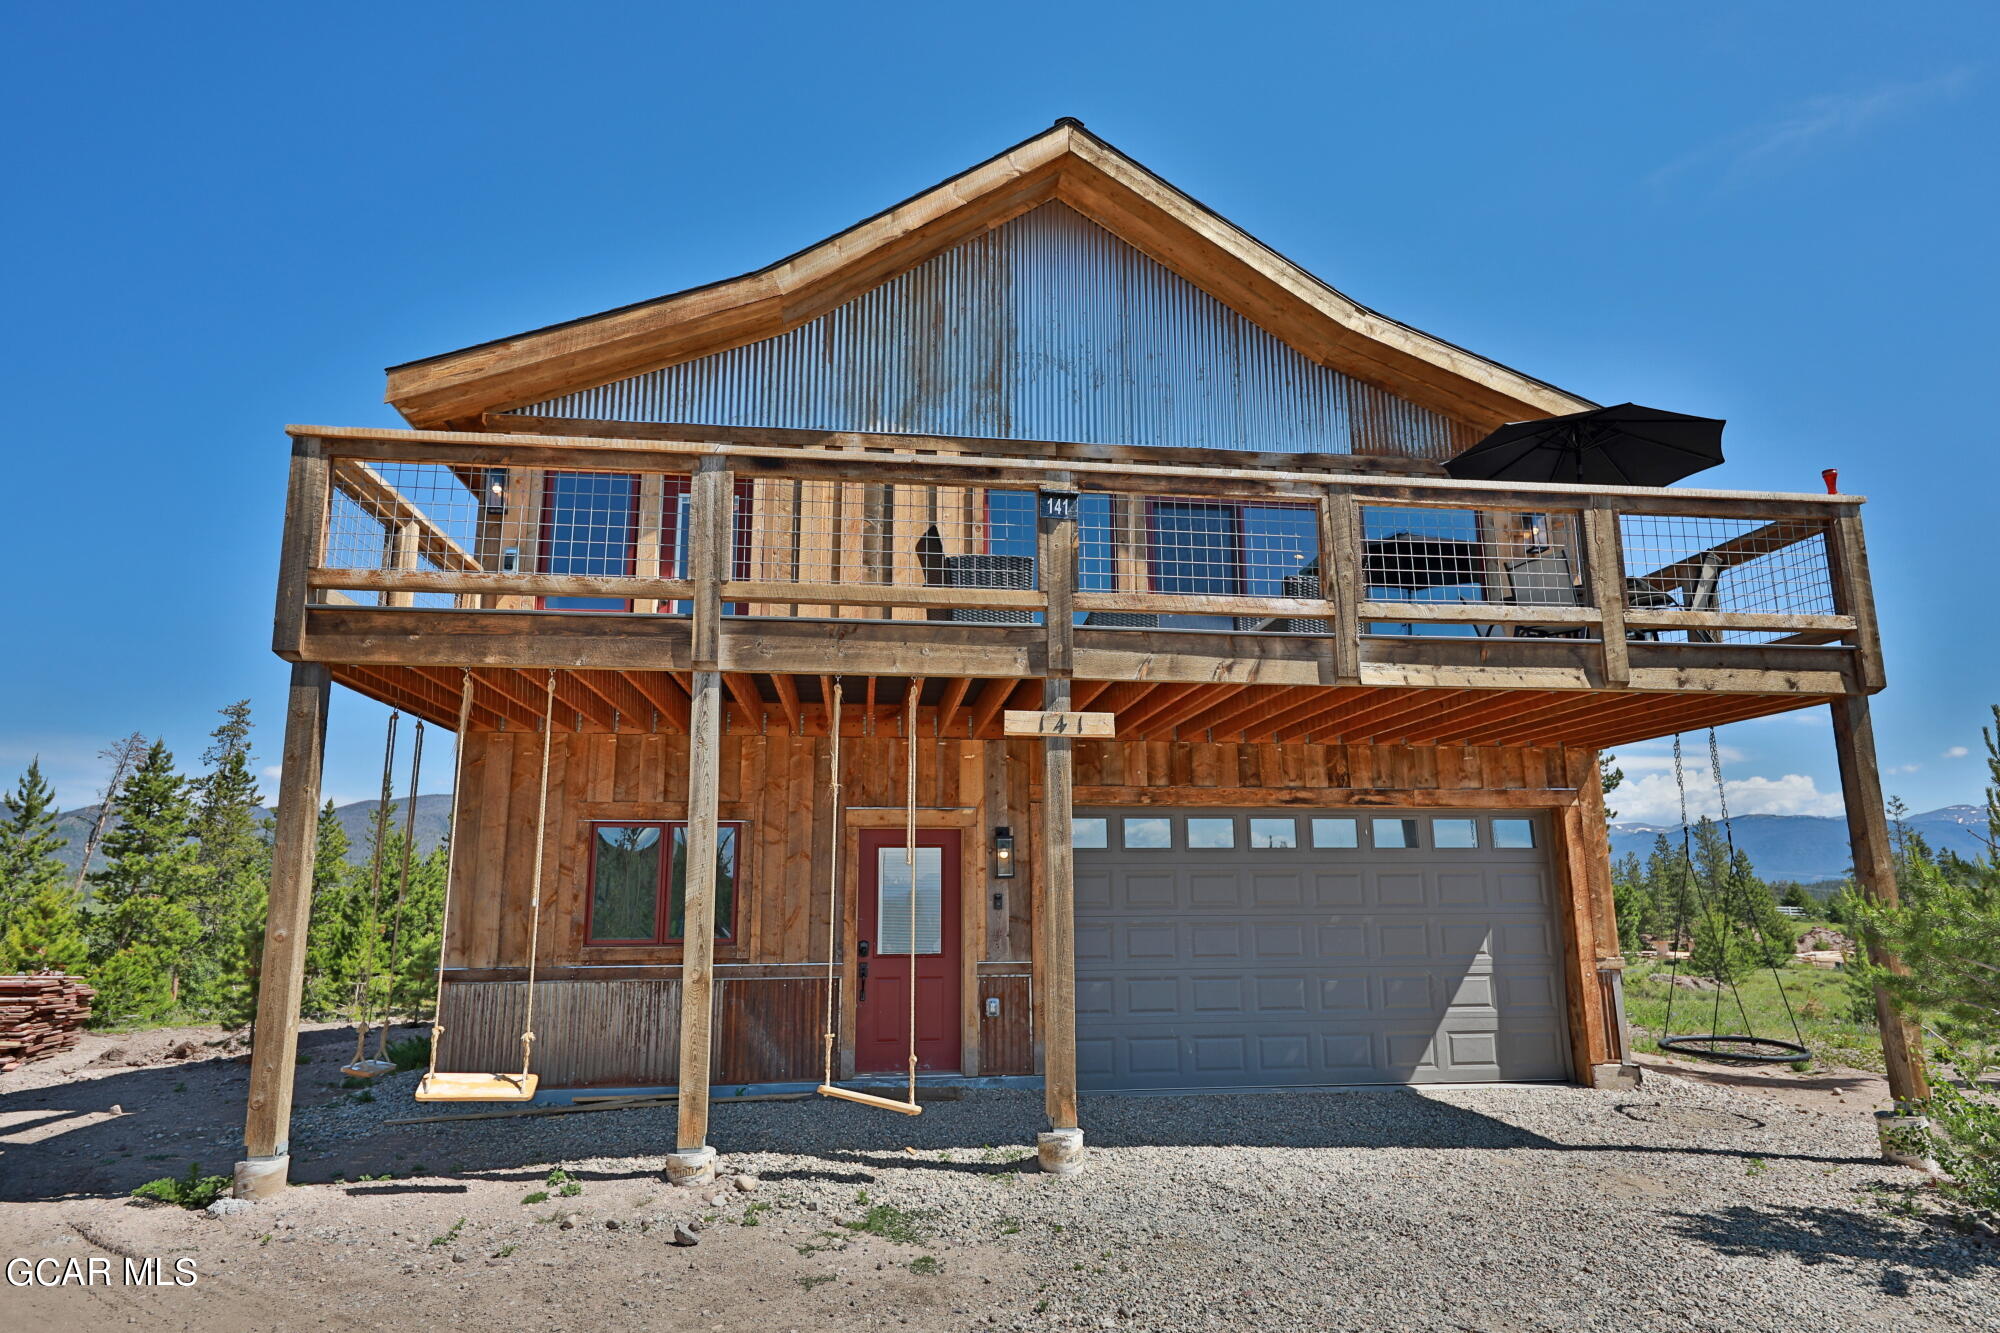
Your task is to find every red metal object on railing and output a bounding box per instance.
[1822,468,1839,495]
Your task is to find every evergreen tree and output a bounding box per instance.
[1598,752,1624,821]
[1729,847,1797,969]
[1646,832,1694,949]
[0,760,70,916]
[1778,881,1814,912]
[87,741,204,1023]
[1610,852,1648,955]
[0,884,89,972]
[301,802,359,1018]
[187,702,268,1014]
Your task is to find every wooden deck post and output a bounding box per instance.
[669,458,730,1186]
[1828,694,1930,1107]
[1034,486,1084,1172]
[234,661,331,1199]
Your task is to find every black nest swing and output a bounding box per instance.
[1654,731,1813,1066]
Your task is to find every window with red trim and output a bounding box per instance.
[585,820,741,945]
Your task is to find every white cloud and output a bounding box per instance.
[1614,771,1846,824]
[261,765,284,779]
[1943,746,1970,759]
[1888,762,1922,775]
[1605,743,1744,776]
[1649,68,1975,189]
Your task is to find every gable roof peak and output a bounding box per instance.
[384,123,1592,432]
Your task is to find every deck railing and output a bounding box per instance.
[285,424,1878,687]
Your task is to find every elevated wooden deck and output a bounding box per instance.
[277,423,1881,749]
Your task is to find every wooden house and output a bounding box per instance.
[236,120,1922,1192]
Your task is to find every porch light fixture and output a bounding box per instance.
[992,826,1015,878]
[484,468,508,513]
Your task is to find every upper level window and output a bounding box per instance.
[541,471,638,611]
[586,820,741,945]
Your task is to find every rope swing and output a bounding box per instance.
[341,712,402,1079]
[415,668,553,1103]
[1657,729,1811,1064]
[816,679,924,1116]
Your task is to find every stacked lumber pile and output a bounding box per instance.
[0,973,96,1071]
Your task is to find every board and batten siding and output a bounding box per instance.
[508,202,1479,460]
[437,732,1613,1087]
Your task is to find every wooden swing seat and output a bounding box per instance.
[339,1058,396,1079]
[414,1071,540,1103]
[816,1083,923,1116]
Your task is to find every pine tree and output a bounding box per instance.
[87,741,205,1023]
[1778,881,1814,912]
[0,759,70,916]
[1646,832,1693,949]
[1729,847,1797,969]
[187,702,268,1014]
[302,802,359,1018]
[0,884,89,972]
[1610,852,1648,955]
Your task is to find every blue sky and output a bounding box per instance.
[1,2,1994,823]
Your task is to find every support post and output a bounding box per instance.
[1829,694,1930,1106]
[235,662,331,1199]
[1582,506,1630,688]
[1320,489,1362,686]
[672,457,729,1182]
[1036,674,1082,1171]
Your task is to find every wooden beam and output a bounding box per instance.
[723,672,767,730]
[1322,492,1362,685]
[771,672,803,734]
[935,676,974,736]
[1582,507,1630,688]
[236,663,330,1197]
[677,671,724,1151]
[1039,482,1078,679]
[621,670,693,732]
[303,425,1861,520]
[1038,677,1079,1133]
[1830,513,1886,692]
[689,459,731,672]
[969,679,1018,740]
[273,436,329,660]
[1828,694,1929,1106]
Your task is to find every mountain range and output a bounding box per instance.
[45,798,1991,893]
[1608,804,1991,888]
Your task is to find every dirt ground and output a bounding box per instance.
[3,1024,1993,1333]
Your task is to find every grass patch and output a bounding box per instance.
[797,1274,836,1290]
[520,1191,549,1205]
[740,1201,773,1226]
[1623,960,1882,1071]
[908,1255,941,1275]
[839,1202,925,1245]
[385,1034,430,1072]
[429,1217,466,1248]
[131,1163,230,1210]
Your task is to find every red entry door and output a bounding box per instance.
[855,829,961,1074]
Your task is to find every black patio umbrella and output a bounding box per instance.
[1362,534,1486,592]
[1446,403,1725,486]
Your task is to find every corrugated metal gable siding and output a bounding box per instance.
[512,203,1468,458]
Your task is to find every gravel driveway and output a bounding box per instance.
[275,1068,2000,1332]
[7,1042,1995,1332]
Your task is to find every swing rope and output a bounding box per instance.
[905,686,919,1111]
[820,680,844,1091]
[1657,729,1810,1063]
[346,713,400,1073]
[815,677,923,1115]
[423,671,475,1085]
[371,719,425,1062]
[518,669,556,1085]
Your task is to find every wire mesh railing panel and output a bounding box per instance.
[1356,504,1584,637]
[1619,514,1834,644]
[1072,494,1317,631]
[731,479,1041,621]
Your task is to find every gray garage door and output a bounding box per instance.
[1074,808,1570,1090]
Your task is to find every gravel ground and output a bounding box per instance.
[274,1068,2000,1332]
[8,1036,1996,1332]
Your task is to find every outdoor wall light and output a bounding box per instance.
[993,826,1015,878]
[485,468,508,513]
